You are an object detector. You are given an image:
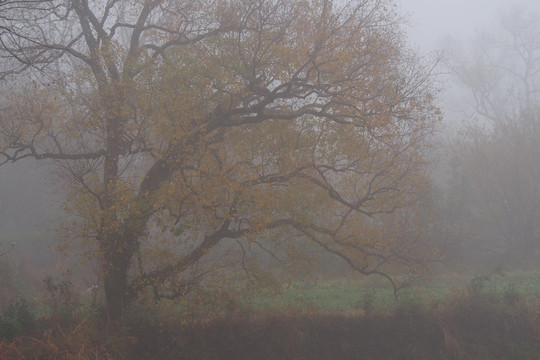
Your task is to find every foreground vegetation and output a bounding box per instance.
[3,271,540,359]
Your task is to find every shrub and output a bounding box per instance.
[503,283,521,305]
[0,299,36,340]
[43,276,80,322]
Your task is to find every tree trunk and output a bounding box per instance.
[103,244,131,320]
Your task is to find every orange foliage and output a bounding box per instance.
[0,0,440,318]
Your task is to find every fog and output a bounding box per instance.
[5,0,540,357]
[402,0,540,51]
[0,0,540,322]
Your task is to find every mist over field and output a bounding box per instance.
[2,0,540,358]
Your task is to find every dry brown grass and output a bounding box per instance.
[5,295,540,359]
[1,316,135,360]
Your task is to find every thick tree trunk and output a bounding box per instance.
[100,101,126,319]
[99,159,169,320]
[103,244,132,320]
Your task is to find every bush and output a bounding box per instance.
[0,299,35,340]
[503,283,521,305]
[43,276,80,322]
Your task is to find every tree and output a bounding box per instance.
[0,0,440,319]
[444,8,540,266]
[0,0,64,78]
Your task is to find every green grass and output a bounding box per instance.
[7,269,540,359]
[231,270,540,314]
[244,279,395,312]
[116,270,540,323]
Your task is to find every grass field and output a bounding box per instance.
[121,270,540,359]
[163,269,540,316]
[4,270,540,359]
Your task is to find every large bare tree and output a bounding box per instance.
[0,0,440,319]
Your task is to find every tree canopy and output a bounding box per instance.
[0,0,440,319]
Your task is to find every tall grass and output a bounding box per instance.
[4,270,540,359]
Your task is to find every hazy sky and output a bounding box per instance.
[400,0,540,52]
[397,0,540,129]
